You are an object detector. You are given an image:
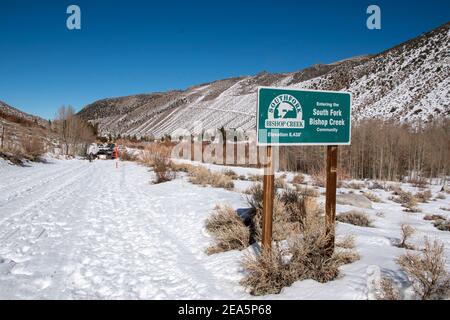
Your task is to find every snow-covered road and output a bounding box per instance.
[1,158,449,300]
[0,159,248,299]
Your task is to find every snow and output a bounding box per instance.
[0,159,449,299]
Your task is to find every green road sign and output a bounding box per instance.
[257,87,351,146]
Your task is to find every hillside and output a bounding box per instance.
[0,101,57,162]
[80,22,449,138]
[0,101,49,128]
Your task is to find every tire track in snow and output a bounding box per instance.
[0,161,88,203]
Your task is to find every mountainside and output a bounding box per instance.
[0,101,49,128]
[78,22,450,138]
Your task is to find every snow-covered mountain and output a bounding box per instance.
[78,22,450,138]
[0,100,49,128]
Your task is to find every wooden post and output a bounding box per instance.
[325,145,338,254]
[0,124,5,150]
[262,145,274,251]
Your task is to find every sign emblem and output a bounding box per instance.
[265,94,305,129]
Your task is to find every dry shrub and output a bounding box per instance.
[363,191,382,203]
[274,176,287,189]
[188,166,234,190]
[251,197,300,242]
[369,181,385,190]
[205,204,250,255]
[440,207,450,212]
[244,183,265,211]
[246,187,319,242]
[222,169,238,179]
[433,219,450,231]
[244,183,276,211]
[153,157,175,184]
[241,211,359,296]
[423,214,446,221]
[170,162,192,172]
[291,173,304,184]
[396,224,415,249]
[415,190,432,203]
[409,177,428,188]
[20,135,45,160]
[336,235,355,249]
[241,244,293,296]
[294,184,319,197]
[248,174,263,182]
[140,143,172,167]
[377,277,401,300]
[334,250,360,265]
[396,238,450,300]
[376,212,385,218]
[390,188,420,212]
[119,149,137,161]
[336,211,373,227]
[279,188,319,226]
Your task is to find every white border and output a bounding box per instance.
[256,86,352,146]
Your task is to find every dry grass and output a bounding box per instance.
[118,149,137,161]
[274,176,287,189]
[245,186,319,242]
[423,214,446,221]
[415,190,432,203]
[377,277,401,300]
[153,157,175,184]
[279,188,319,226]
[435,193,446,200]
[336,211,373,227]
[433,219,450,231]
[251,197,301,242]
[244,183,276,211]
[336,235,355,249]
[396,238,450,300]
[363,191,382,203]
[188,166,234,190]
[390,188,420,212]
[440,207,450,212]
[409,177,428,188]
[240,245,293,296]
[205,204,250,255]
[241,210,359,296]
[248,174,263,182]
[368,181,385,190]
[294,184,319,197]
[170,162,196,173]
[222,169,238,179]
[395,224,415,249]
[140,143,172,167]
[20,135,46,161]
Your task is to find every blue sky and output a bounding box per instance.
[0,0,449,119]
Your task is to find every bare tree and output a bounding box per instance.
[55,105,95,156]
